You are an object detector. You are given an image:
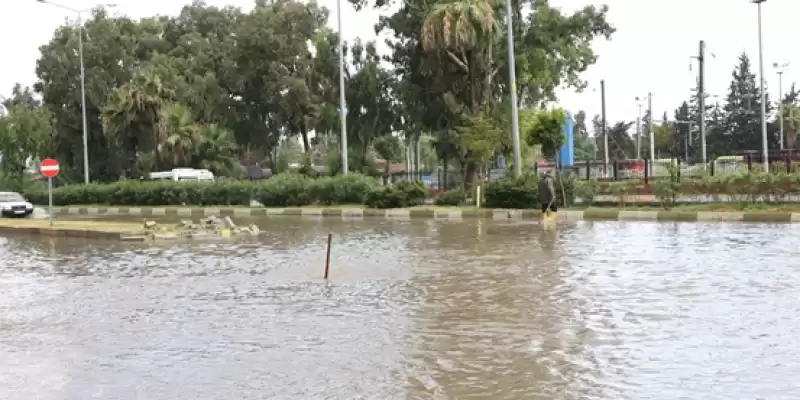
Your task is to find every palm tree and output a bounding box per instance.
[195,124,238,175]
[158,103,198,167]
[421,0,500,113]
[102,69,174,174]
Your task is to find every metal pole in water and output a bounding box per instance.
[324,233,332,279]
[48,177,53,227]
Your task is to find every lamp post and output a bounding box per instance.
[36,0,116,184]
[635,96,647,159]
[752,0,769,170]
[774,62,790,150]
[506,0,522,177]
[337,0,348,174]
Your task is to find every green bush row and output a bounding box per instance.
[24,173,428,208]
[482,174,576,209]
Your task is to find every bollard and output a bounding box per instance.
[324,233,332,279]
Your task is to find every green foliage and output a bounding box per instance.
[525,108,567,157]
[652,165,681,209]
[24,173,381,207]
[363,179,428,208]
[574,179,597,205]
[483,174,540,209]
[483,173,575,209]
[434,186,467,206]
[22,0,616,184]
[0,101,54,191]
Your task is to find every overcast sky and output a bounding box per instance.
[2,0,798,130]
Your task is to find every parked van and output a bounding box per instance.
[147,168,215,182]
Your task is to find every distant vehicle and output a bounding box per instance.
[147,168,215,182]
[0,192,34,217]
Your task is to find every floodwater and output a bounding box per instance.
[1,217,800,400]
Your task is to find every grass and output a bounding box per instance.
[0,218,145,234]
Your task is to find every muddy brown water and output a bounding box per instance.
[2,217,800,399]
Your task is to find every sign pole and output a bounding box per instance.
[48,177,53,227]
[40,158,60,226]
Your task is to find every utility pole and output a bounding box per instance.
[601,80,608,172]
[648,93,655,162]
[506,0,522,177]
[698,40,707,166]
[674,120,694,161]
[779,69,784,150]
[774,62,789,149]
[753,0,769,171]
[337,0,348,174]
[636,102,642,159]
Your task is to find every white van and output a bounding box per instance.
[148,168,215,182]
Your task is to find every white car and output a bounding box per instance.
[0,192,34,217]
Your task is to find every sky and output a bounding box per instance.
[2,0,798,132]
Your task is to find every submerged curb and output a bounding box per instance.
[0,224,139,241]
[48,206,800,223]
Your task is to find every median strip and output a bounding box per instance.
[46,206,800,223]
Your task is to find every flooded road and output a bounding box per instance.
[1,218,800,399]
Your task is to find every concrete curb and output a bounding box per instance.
[48,207,800,223]
[0,224,139,241]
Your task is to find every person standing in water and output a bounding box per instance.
[539,169,557,216]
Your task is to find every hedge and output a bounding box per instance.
[23,173,426,208]
[592,172,800,196]
[483,174,576,209]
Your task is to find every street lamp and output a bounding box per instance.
[336,0,347,174]
[506,0,522,177]
[774,61,790,150]
[35,0,116,184]
[752,0,769,170]
[635,96,647,159]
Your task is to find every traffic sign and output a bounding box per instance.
[40,158,60,178]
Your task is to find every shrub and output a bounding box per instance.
[394,179,427,206]
[435,186,467,206]
[573,179,597,206]
[483,174,539,209]
[24,172,382,207]
[310,173,380,205]
[483,173,575,209]
[364,179,428,209]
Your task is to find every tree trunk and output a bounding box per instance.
[556,152,568,208]
[464,161,478,190]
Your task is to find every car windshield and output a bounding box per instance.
[0,193,25,202]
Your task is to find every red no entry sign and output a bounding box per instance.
[40,158,60,178]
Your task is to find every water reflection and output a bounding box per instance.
[1,219,800,399]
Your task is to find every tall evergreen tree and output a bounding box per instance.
[716,53,777,156]
[673,101,691,160]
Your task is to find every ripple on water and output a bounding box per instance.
[1,219,800,399]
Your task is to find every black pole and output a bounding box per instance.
[601,80,607,175]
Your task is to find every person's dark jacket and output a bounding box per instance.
[539,173,556,205]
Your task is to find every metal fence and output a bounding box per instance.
[541,153,800,183]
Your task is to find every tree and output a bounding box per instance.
[525,109,566,159]
[782,105,800,149]
[673,101,691,160]
[714,53,777,156]
[18,0,612,185]
[371,0,613,185]
[372,135,403,183]
[0,101,54,190]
